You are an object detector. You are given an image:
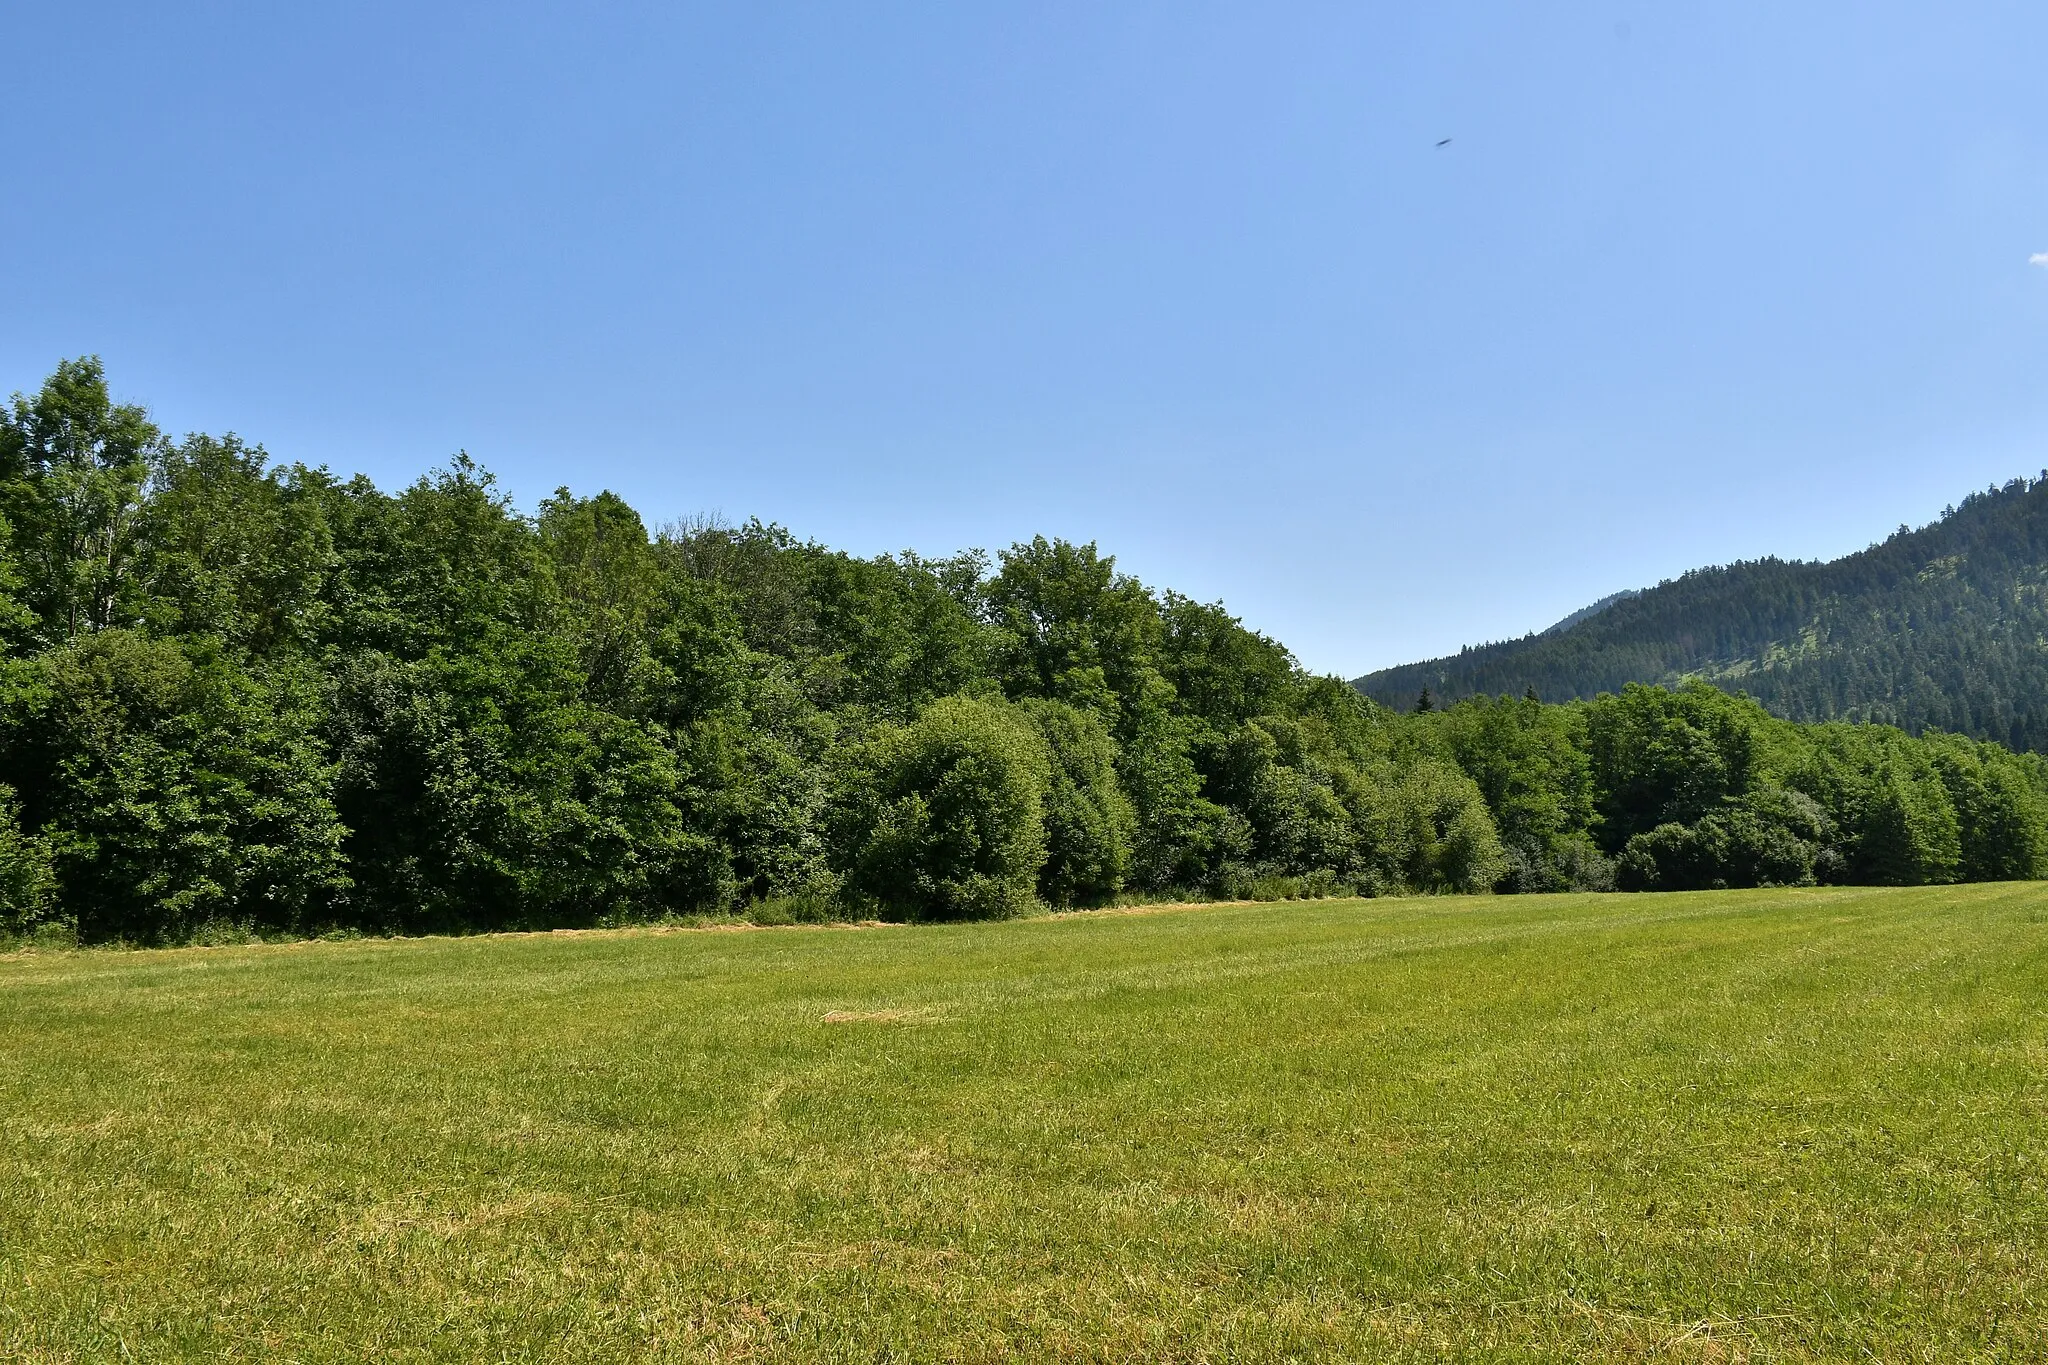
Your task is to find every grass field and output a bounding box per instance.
[4,887,2047,1362]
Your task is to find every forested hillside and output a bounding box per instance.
[1357,476,2048,750]
[3,359,2045,944]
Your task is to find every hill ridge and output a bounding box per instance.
[1356,474,2048,751]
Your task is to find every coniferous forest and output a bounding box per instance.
[1358,474,2048,751]
[3,359,2045,944]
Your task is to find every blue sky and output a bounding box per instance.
[5,3,2046,676]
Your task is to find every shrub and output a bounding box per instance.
[838,696,1051,920]
[1374,760,1509,893]
[1022,699,1135,908]
[1501,833,1615,893]
[1616,787,1834,890]
[0,784,55,935]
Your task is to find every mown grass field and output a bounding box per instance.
[4,886,2046,1362]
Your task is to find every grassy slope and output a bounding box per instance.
[4,887,2047,1363]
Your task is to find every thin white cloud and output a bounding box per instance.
[2034,252,2048,267]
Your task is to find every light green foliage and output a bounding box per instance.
[839,695,1052,919]
[1432,693,1603,890]
[1374,757,1510,893]
[7,887,2048,1360]
[1584,681,1766,847]
[1924,733,2048,881]
[132,434,334,651]
[0,357,162,643]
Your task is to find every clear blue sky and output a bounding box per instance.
[5,3,2046,677]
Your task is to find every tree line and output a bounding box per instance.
[1358,473,2048,753]
[2,360,2042,945]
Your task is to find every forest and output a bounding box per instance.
[3,359,2045,945]
[1358,473,2048,751]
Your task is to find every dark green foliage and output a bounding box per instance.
[988,535,1162,724]
[1617,789,1833,891]
[1854,764,1962,886]
[0,632,348,942]
[1789,728,1962,887]
[664,518,988,718]
[1155,592,1294,731]
[1359,474,2048,753]
[0,510,41,652]
[1022,700,1135,907]
[325,645,732,933]
[837,696,1050,920]
[1,357,2042,943]
[0,784,55,934]
[132,435,334,651]
[1584,682,1765,849]
[1115,699,1247,892]
[1198,719,1358,882]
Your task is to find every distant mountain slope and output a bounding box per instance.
[1541,589,1639,636]
[1356,475,2048,752]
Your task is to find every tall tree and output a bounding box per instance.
[0,358,162,644]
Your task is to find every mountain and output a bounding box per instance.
[1355,475,2048,752]
[1540,589,1639,636]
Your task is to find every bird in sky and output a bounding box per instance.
[1436,138,1453,147]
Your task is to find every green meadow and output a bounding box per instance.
[4,886,2046,1362]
